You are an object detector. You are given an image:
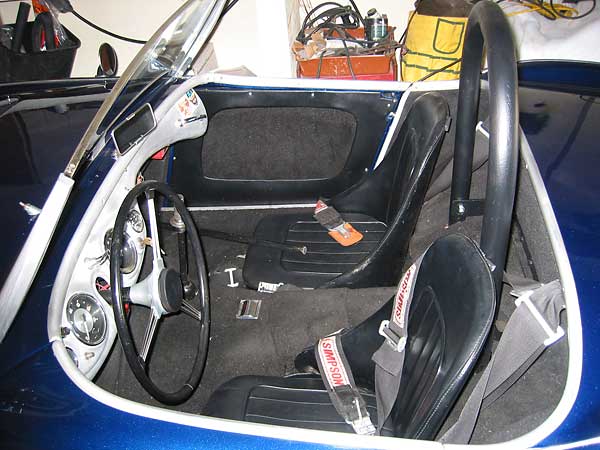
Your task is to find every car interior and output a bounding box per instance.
[47,5,571,445]
[75,83,568,444]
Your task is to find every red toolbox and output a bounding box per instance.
[296,27,397,81]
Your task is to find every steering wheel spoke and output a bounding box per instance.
[140,309,161,363]
[145,191,165,268]
[181,300,202,321]
[128,274,153,307]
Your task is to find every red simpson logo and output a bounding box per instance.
[319,337,350,387]
[393,265,415,328]
[314,200,328,214]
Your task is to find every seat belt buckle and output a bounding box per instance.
[314,200,363,246]
[328,223,363,246]
[349,415,377,436]
[515,291,565,346]
[346,397,376,436]
[378,320,407,352]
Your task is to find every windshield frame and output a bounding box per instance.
[64,0,226,179]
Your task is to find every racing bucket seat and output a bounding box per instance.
[205,233,495,439]
[242,92,450,289]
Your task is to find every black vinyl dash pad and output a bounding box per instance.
[201,107,356,180]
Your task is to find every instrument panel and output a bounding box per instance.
[60,205,147,377]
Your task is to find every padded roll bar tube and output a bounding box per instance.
[449,1,518,291]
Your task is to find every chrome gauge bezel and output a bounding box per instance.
[120,235,139,274]
[65,293,107,346]
[103,228,139,275]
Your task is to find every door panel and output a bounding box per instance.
[171,86,397,206]
[201,106,356,181]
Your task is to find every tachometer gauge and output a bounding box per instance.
[66,294,107,346]
[127,209,144,233]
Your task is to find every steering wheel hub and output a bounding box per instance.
[159,268,184,313]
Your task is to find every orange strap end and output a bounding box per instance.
[328,223,363,247]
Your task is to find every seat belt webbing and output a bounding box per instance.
[314,253,425,435]
[439,277,565,444]
[371,252,426,433]
[315,334,376,435]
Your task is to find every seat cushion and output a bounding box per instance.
[203,374,393,435]
[243,213,387,289]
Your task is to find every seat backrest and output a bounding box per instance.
[324,93,449,288]
[296,234,495,438]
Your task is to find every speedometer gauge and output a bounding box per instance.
[66,294,107,346]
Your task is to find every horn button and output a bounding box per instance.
[158,268,183,313]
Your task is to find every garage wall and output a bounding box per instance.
[0,0,412,78]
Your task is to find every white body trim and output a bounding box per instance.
[0,174,73,342]
[161,203,316,211]
[495,131,582,449]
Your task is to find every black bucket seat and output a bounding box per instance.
[243,92,450,289]
[205,234,495,439]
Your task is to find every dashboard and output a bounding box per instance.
[48,81,209,381]
[60,204,147,377]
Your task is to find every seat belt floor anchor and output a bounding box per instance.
[514,290,565,346]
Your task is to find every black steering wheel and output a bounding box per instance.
[110,180,210,405]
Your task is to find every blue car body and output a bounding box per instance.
[0,2,598,448]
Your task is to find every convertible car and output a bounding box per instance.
[0,0,598,448]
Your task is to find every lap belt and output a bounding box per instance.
[439,274,565,444]
[315,334,376,435]
[313,199,363,247]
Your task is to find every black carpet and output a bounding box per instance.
[96,213,395,413]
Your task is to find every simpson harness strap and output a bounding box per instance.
[372,255,424,433]
[439,274,565,444]
[315,252,426,435]
[316,253,565,438]
[315,334,377,435]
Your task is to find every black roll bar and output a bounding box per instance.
[449,1,519,291]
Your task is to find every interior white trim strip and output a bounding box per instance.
[161,203,316,212]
